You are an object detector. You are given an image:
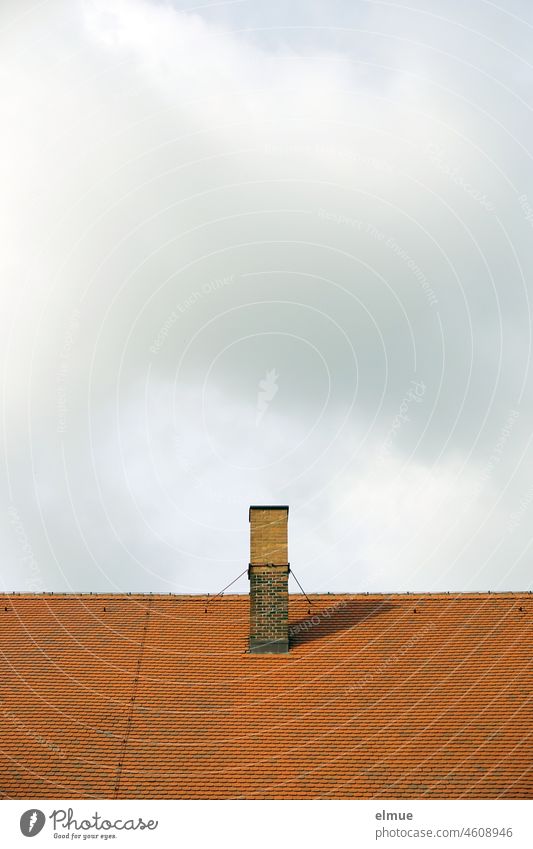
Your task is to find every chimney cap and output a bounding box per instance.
[249,505,289,521]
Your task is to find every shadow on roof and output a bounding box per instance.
[288,598,393,646]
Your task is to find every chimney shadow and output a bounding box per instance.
[288,598,393,646]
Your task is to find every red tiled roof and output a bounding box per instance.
[0,592,531,799]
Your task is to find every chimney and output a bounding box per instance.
[248,506,289,654]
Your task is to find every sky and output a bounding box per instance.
[1,0,533,595]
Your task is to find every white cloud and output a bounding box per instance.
[1,0,533,593]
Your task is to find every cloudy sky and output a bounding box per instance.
[1,0,533,596]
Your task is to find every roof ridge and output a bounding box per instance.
[0,591,530,599]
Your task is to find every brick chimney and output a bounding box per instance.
[248,506,289,654]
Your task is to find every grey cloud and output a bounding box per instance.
[1,0,532,595]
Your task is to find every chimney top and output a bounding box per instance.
[249,505,289,521]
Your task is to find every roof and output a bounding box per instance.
[0,592,531,800]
